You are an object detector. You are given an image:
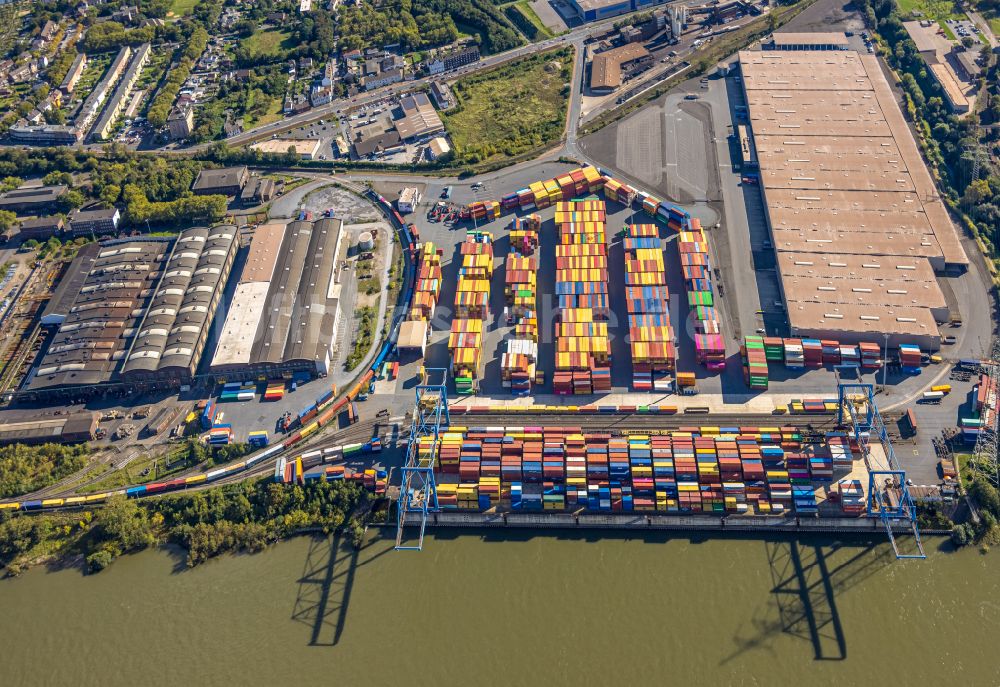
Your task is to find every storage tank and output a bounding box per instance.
[357,231,374,251]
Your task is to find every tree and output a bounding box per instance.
[57,189,84,212]
[94,494,153,552]
[962,178,993,210]
[0,210,15,233]
[42,170,72,187]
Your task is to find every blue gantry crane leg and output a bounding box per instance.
[395,368,450,551]
[838,382,925,560]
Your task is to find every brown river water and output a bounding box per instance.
[1,529,999,686]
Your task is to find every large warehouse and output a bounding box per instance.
[24,228,238,400]
[739,47,969,350]
[209,217,347,379]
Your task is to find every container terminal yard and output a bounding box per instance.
[0,26,996,566]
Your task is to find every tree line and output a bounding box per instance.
[0,443,89,499]
[856,0,999,257]
[0,478,372,575]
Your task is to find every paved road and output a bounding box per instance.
[967,9,998,49]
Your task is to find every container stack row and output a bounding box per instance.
[602,177,638,207]
[467,200,501,223]
[510,166,604,211]
[739,336,900,389]
[837,479,865,515]
[899,344,921,373]
[623,223,675,390]
[450,231,493,394]
[553,199,611,395]
[411,241,443,321]
[677,219,726,370]
[264,382,284,401]
[209,424,232,445]
[219,382,255,402]
[427,426,857,515]
[742,336,769,390]
[502,216,540,396]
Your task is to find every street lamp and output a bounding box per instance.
[882,332,889,391]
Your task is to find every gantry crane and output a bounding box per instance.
[394,368,449,550]
[838,382,925,559]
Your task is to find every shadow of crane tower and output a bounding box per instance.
[723,539,893,664]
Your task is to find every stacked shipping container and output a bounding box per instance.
[410,241,443,321]
[502,215,540,395]
[449,231,493,394]
[742,335,769,389]
[623,223,675,390]
[427,426,856,515]
[676,218,725,369]
[553,200,611,395]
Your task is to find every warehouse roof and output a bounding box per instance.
[776,252,938,283]
[590,43,649,90]
[771,32,850,47]
[210,218,347,371]
[240,222,285,283]
[28,228,236,390]
[779,274,947,310]
[393,93,444,141]
[902,21,941,54]
[40,242,100,326]
[740,48,967,347]
[787,301,940,337]
[250,138,323,158]
[0,184,67,210]
[573,0,633,11]
[191,166,248,192]
[929,62,969,110]
[0,411,96,444]
[122,225,237,377]
[29,238,171,390]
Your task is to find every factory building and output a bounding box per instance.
[568,0,667,22]
[0,411,97,445]
[192,166,249,197]
[24,228,237,400]
[209,218,347,379]
[0,184,67,213]
[739,47,968,351]
[765,32,850,50]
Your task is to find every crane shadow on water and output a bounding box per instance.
[290,533,391,646]
[723,537,894,664]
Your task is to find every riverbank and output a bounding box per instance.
[0,479,373,576]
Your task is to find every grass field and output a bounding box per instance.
[167,0,198,16]
[245,96,284,129]
[895,0,966,21]
[240,29,296,59]
[444,47,572,165]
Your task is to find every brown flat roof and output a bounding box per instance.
[779,275,947,310]
[787,301,940,337]
[776,251,938,282]
[590,43,649,90]
[771,32,850,46]
[240,222,285,283]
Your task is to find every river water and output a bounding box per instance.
[1,529,998,685]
